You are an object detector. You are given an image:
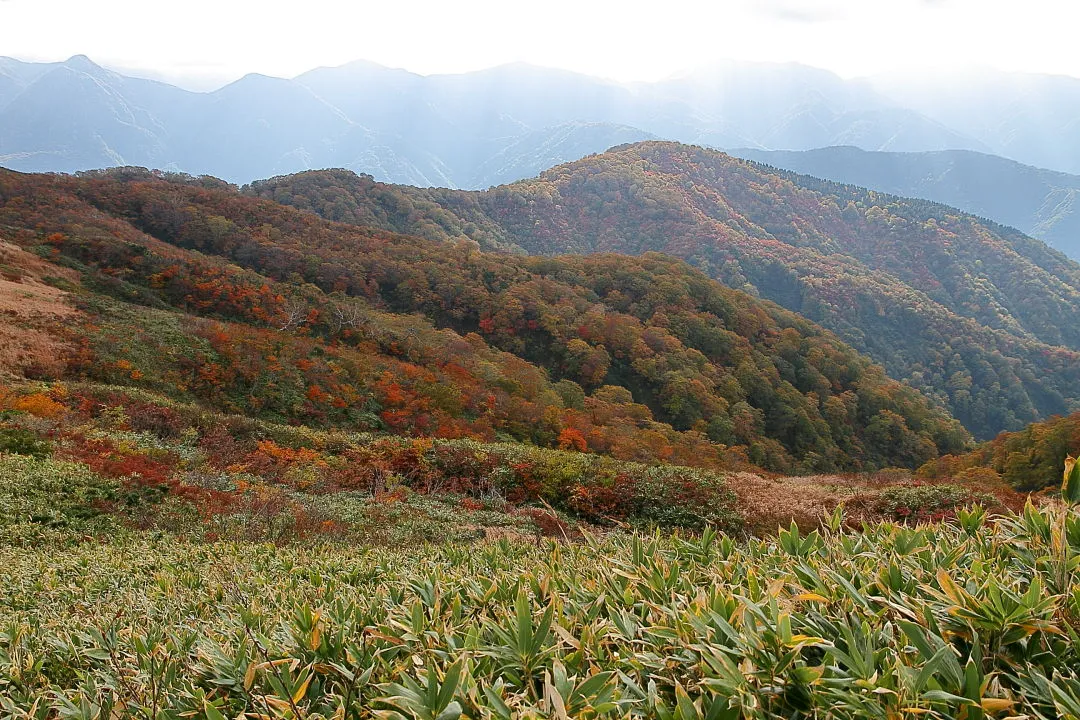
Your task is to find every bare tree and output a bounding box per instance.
[330,301,371,335]
[276,297,309,332]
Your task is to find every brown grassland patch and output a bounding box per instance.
[0,241,80,379]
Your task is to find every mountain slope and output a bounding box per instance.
[0,56,59,108]
[652,61,986,153]
[467,122,658,188]
[249,143,1080,439]
[0,166,971,472]
[731,146,1080,260]
[0,59,178,172]
[919,410,1080,491]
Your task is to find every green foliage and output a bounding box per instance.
[249,146,1080,443]
[876,483,994,522]
[0,167,970,472]
[1,505,1078,717]
[0,455,122,541]
[0,425,52,458]
[1065,455,1080,504]
[0,380,745,542]
[920,410,1080,491]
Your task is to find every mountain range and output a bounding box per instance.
[3,137,1080,483]
[867,69,1080,178]
[247,142,1080,441]
[4,54,1080,189]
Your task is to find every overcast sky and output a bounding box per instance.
[2,0,1078,90]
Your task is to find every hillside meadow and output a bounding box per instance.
[0,375,1076,718]
[0,148,1078,718]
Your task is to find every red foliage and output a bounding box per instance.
[61,435,176,490]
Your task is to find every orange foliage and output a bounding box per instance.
[11,392,66,419]
[253,440,324,466]
[557,427,588,452]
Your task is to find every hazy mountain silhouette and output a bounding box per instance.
[0,55,1017,187]
[868,69,1080,175]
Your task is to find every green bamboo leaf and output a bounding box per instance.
[675,682,701,720]
[436,659,464,714]
[1064,456,1080,504]
[914,645,957,694]
[201,697,227,720]
[923,690,977,706]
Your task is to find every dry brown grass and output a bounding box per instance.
[727,472,880,533]
[728,468,1032,535]
[0,241,80,379]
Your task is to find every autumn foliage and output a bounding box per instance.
[0,166,972,473]
[250,147,1080,443]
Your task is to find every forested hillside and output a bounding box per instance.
[732,146,1080,260]
[920,410,1080,491]
[0,167,970,474]
[249,142,1080,440]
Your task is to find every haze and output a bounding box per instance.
[3,0,1080,90]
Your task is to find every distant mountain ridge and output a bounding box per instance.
[731,146,1080,260]
[0,56,659,188]
[248,142,1080,441]
[0,53,1047,188]
[868,69,1080,176]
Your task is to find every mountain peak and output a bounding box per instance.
[214,72,295,95]
[63,54,101,72]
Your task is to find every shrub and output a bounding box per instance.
[877,482,994,522]
[0,426,52,459]
[125,401,186,438]
[0,455,120,533]
[10,393,66,419]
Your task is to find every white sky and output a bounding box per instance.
[2,0,1079,90]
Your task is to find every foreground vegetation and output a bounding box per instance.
[1,502,1078,718]
[1,375,1021,547]
[0,373,1059,718]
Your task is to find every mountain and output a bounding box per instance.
[0,54,1008,187]
[648,61,986,153]
[0,56,651,187]
[868,68,1080,175]
[731,146,1080,260]
[467,122,658,188]
[249,142,1080,441]
[0,165,972,474]
[0,56,182,173]
[170,72,354,180]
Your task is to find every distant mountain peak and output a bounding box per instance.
[228,72,282,85]
[63,54,102,72]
